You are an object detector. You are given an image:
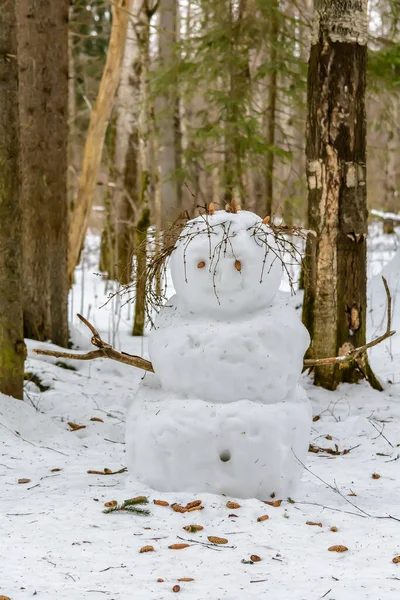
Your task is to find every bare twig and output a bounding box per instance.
[293,451,400,524]
[304,277,395,368]
[33,314,154,373]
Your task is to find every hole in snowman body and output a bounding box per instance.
[220,449,231,462]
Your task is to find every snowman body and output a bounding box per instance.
[126,210,311,499]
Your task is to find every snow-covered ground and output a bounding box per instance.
[2,225,400,600]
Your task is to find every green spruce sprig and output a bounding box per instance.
[103,496,150,516]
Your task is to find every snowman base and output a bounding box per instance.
[126,376,311,500]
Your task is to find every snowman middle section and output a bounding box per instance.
[126,293,312,500]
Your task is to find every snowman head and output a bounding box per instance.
[170,208,283,316]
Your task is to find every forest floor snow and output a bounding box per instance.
[2,231,400,600]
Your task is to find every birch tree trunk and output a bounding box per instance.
[303,0,379,389]
[0,0,25,398]
[100,15,140,283]
[18,0,69,347]
[68,0,132,281]
[157,0,182,229]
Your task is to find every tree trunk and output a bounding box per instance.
[100,15,140,283]
[18,0,69,347]
[383,98,398,234]
[132,1,158,336]
[0,0,25,398]
[157,0,182,229]
[264,0,279,217]
[68,27,79,213]
[68,0,132,282]
[223,0,249,207]
[302,0,377,389]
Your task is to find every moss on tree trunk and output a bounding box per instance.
[0,0,25,398]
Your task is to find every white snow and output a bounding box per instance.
[1,224,400,599]
[170,210,282,316]
[126,377,311,498]
[149,292,309,403]
[127,209,311,498]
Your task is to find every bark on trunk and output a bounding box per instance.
[223,0,249,207]
[68,0,132,281]
[383,99,398,234]
[132,1,158,336]
[100,16,140,283]
[68,27,79,213]
[18,0,69,347]
[0,0,25,398]
[264,0,279,217]
[157,0,182,229]
[303,0,375,389]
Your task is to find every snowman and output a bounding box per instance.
[126,203,311,500]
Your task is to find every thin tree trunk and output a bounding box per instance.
[303,0,378,389]
[132,1,158,336]
[264,0,278,217]
[68,0,132,282]
[68,27,79,213]
[383,98,398,234]
[157,0,182,229]
[223,0,249,206]
[48,2,69,347]
[18,0,69,347]
[0,0,25,398]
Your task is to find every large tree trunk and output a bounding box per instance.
[68,0,132,282]
[0,0,25,398]
[100,16,140,283]
[18,0,69,347]
[302,0,377,389]
[157,0,182,229]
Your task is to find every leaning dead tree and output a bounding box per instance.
[68,0,132,282]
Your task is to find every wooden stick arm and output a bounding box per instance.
[32,313,154,373]
[304,276,394,371]
[32,278,393,379]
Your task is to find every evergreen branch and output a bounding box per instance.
[103,496,150,515]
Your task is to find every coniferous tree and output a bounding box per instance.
[0,0,25,399]
[18,0,69,347]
